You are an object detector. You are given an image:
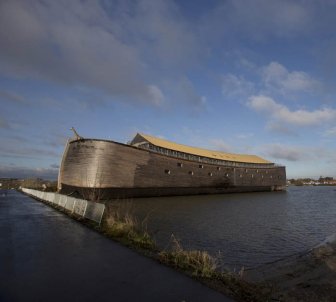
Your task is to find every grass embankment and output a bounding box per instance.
[100,202,274,302]
[102,204,155,251]
[158,234,274,301]
[159,234,217,278]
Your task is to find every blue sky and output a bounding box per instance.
[1,0,336,179]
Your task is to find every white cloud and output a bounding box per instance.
[265,122,298,136]
[236,133,254,139]
[0,0,149,102]
[208,138,233,153]
[238,58,257,70]
[233,0,311,38]
[147,85,165,106]
[202,0,312,42]
[0,90,26,104]
[0,165,58,179]
[261,61,321,94]
[261,144,336,170]
[222,74,255,99]
[171,77,207,113]
[248,95,336,126]
[324,127,336,137]
[125,0,201,68]
[0,135,61,159]
[0,117,11,129]
[0,0,208,106]
[262,144,303,161]
[222,61,322,104]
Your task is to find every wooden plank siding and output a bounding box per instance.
[59,139,286,199]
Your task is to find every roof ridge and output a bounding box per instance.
[137,133,272,164]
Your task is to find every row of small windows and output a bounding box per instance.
[166,170,282,180]
[175,163,229,176]
[239,174,282,179]
[169,165,283,179]
[178,162,223,171]
[178,162,224,171]
[165,169,219,177]
[165,169,265,179]
[244,169,269,174]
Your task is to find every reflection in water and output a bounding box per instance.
[112,186,336,269]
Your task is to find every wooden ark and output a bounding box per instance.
[58,133,286,200]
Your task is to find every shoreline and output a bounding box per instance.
[20,188,336,301]
[245,236,336,301]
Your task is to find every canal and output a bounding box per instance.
[122,186,336,270]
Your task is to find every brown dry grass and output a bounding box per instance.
[103,202,155,250]
[159,234,217,278]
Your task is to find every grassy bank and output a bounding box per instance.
[157,234,275,301]
[102,204,156,251]
[99,202,274,302]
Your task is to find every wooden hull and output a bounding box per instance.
[58,139,286,199]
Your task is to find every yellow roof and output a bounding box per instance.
[137,133,272,164]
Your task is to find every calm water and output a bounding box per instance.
[124,186,336,269]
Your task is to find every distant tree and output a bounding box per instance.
[319,176,333,183]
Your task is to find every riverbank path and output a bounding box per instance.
[0,190,232,301]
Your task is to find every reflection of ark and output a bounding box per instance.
[58,133,286,199]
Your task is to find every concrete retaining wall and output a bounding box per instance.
[21,188,105,224]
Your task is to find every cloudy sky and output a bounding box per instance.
[1,0,336,179]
